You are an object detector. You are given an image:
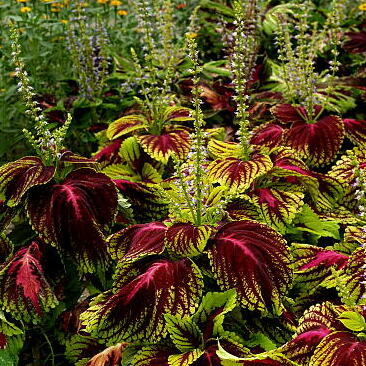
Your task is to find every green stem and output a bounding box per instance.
[176,160,197,225]
[42,331,55,366]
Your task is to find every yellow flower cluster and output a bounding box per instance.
[359,3,366,11]
[20,6,32,13]
[40,0,71,11]
[97,0,109,3]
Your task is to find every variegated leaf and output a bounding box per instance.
[163,106,194,124]
[297,302,344,335]
[344,226,366,247]
[27,168,117,273]
[114,180,169,222]
[165,314,203,352]
[309,331,366,366]
[93,139,122,163]
[208,154,273,191]
[283,116,344,167]
[192,290,237,338]
[65,334,104,366]
[250,123,284,148]
[226,197,262,222]
[208,221,292,314]
[81,259,203,343]
[138,129,191,164]
[168,349,204,366]
[279,327,332,365]
[251,187,304,233]
[0,242,58,323]
[291,243,349,295]
[207,140,241,160]
[306,173,345,212]
[106,115,148,140]
[271,104,322,124]
[108,222,167,262]
[102,164,140,181]
[132,346,172,366]
[0,157,55,207]
[119,136,141,171]
[329,147,366,211]
[336,247,366,305]
[164,223,213,257]
[0,234,12,263]
[343,119,366,147]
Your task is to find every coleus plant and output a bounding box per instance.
[2,2,366,366]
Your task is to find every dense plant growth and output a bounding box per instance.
[1,0,366,365]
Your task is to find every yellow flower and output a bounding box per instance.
[16,0,27,3]
[117,9,128,15]
[110,0,121,6]
[59,19,68,24]
[359,3,366,11]
[97,0,108,3]
[20,6,32,13]
[186,32,198,39]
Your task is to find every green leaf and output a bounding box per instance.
[216,341,243,361]
[201,0,234,17]
[245,332,277,352]
[192,290,237,336]
[119,136,141,169]
[0,312,22,337]
[293,205,340,239]
[164,314,203,352]
[0,335,23,366]
[338,311,366,332]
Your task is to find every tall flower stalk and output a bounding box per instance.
[231,0,261,160]
[66,3,109,101]
[274,0,347,122]
[187,34,205,226]
[9,23,71,166]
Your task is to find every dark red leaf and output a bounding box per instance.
[344,31,366,54]
[108,222,167,262]
[81,259,203,343]
[343,118,366,146]
[250,123,284,148]
[310,331,366,365]
[283,116,344,166]
[164,223,213,257]
[280,327,332,365]
[0,333,7,349]
[271,104,322,124]
[93,139,122,163]
[27,168,117,273]
[0,242,58,323]
[209,221,292,314]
